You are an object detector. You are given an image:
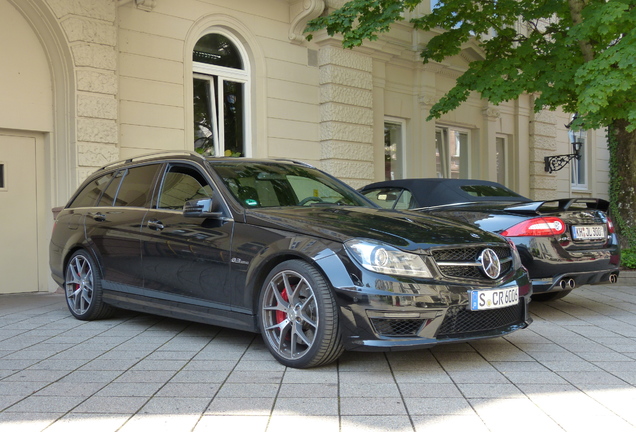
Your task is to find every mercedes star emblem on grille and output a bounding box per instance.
[479,248,501,279]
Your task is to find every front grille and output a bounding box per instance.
[371,318,426,337]
[431,246,513,281]
[436,302,524,339]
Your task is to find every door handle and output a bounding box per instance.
[89,212,106,222]
[147,220,165,231]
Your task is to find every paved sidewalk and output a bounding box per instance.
[1,275,636,432]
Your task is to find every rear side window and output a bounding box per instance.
[460,185,523,198]
[69,172,117,208]
[112,164,160,207]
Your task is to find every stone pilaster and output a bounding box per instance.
[529,108,558,200]
[47,0,118,180]
[318,45,374,188]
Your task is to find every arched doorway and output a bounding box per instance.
[1,0,75,293]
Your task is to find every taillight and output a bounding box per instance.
[501,217,566,237]
[607,216,615,234]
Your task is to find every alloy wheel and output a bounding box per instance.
[261,269,319,361]
[65,254,94,316]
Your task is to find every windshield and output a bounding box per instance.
[210,162,373,208]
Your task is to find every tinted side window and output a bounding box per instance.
[361,188,409,210]
[158,165,213,210]
[69,172,117,208]
[460,185,522,198]
[113,164,160,207]
[97,170,125,207]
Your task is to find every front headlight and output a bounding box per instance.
[345,239,432,278]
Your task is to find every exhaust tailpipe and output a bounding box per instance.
[609,274,618,284]
[559,279,568,289]
[567,278,575,289]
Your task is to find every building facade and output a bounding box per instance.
[0,0,610,294]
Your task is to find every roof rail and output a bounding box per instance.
[97,150,206,171]
[271,158,316,168]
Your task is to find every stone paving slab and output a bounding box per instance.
[1,278,636,432]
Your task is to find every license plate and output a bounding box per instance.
[572,225,605,240]
[470,287,519,311]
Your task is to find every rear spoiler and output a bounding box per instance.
[505,198,610,215]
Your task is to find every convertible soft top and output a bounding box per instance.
[360,178,532,207]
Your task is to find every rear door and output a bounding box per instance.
[140,163,234,312]
[84,164,161,290]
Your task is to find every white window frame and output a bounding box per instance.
[384,117,406,180]
[496,134,508,186]
[570,130,588,190]
[436,126,471,178]
[193,30,252,157]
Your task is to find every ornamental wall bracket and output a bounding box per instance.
[482,107,501,121]
[118,0,156,11]
[289,0,325,43]
[418,94,437,108]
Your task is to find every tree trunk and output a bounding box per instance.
[609,119,636,249]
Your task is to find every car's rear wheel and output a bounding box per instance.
[64,250,113,320]
[532,290,571,301]
[258,260,344,368]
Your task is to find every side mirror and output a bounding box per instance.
[183,198,222,218]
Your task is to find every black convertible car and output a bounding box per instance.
[50,153,532,368]
[360,179,621,300]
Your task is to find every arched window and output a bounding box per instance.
[193,32,250,157]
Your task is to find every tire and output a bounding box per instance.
[64,250,114,320]
[532,290,571,301]
[258,260,344,368]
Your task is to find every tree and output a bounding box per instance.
[306,0,636,250]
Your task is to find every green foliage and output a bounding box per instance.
[621,248,636,269]
[306,0,636,130]
[607,125,636,250]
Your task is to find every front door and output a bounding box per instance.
[140,164,233,311]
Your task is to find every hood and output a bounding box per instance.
[244,206,506,251]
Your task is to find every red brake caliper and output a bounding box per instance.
[275,289,289,324]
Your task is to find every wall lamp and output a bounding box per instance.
[544,115,583,173]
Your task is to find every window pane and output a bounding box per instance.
[159,166,213,210]
[496,137,506,185]
[194,78,217,154]
[570,133,587,187]
[437,128,468,178]
[193,34,243,69]
[435,129,447,178]
[362,188,404,209]
[384,122,403,180]
[214,162,368,208]
[114,165,160,208]
[69,172,117,208]
[223,80,244,157]
[394,190,413,209]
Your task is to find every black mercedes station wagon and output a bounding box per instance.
[50,152,533,368]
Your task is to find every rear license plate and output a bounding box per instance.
[470,287,519,311]
[572,225,605,240]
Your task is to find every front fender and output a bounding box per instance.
[230,225,354,315]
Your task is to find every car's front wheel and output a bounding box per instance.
[64,250,113,320]
[258,260,344,368]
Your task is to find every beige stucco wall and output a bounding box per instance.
[0,0,53,132]
[0,0,614,295]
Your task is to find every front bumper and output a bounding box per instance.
[332,267,532,352]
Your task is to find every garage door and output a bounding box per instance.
[0,133,38,293]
